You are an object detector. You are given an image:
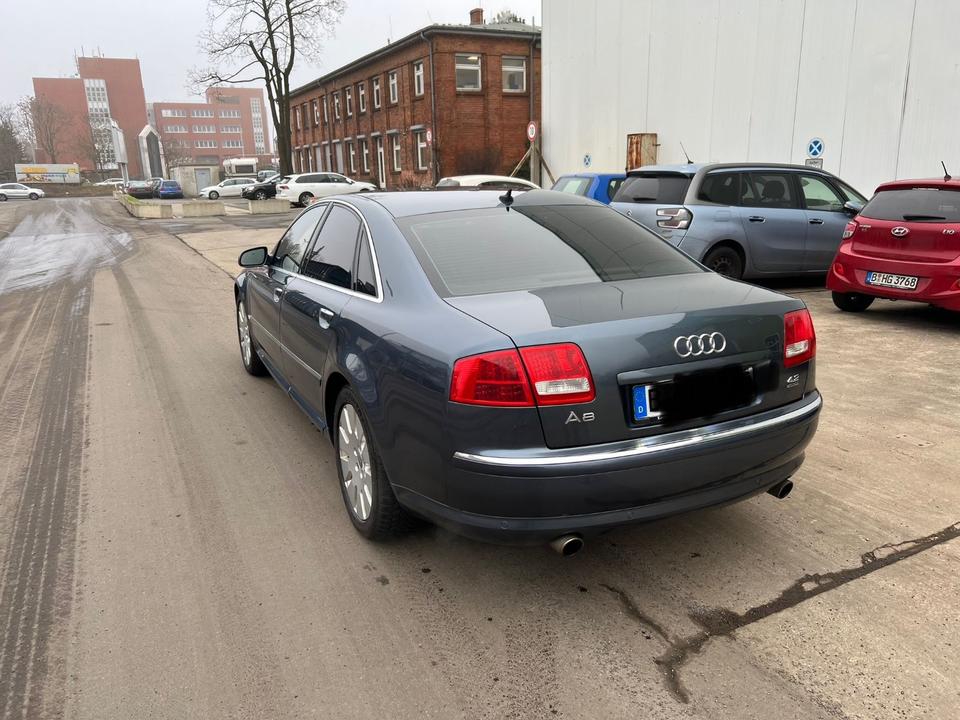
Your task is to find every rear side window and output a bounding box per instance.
[399,205,702,297]
[553,177,592,196]
[302,205,361,287]
[354,230,378,296]
[860,188,960,222]
[613,174,692,204]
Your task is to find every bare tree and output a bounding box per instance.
[193,0,346,175]
[18,95,70,164]
[0,104,26,179]
[161,136,194,171]
[75,114,114,177]
[491,8,526,24]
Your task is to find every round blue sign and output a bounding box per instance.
[807,138,824,158]
[583,153,592,168]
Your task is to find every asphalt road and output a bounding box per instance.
[1,198,958,720]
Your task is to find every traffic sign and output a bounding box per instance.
[426,129,432,145]
[526,121,538,142]
[583,153,592,168]
[807,137,824,158]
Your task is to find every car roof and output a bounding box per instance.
[557,172,626,180]
[356,188,596,218]
[875,177,960,192]
[625,162,846,179]
[439,174,538,187]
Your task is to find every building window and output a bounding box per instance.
[223,140,243,149]
[372,77,382,109]
[192,109,214,118]
[358,83,366,112]
[348,142,356,173]
[388,71,399,103]
[164,125,187,133]
[312,99,320,125]
[334,92,341,120]
[193,125,216,133]
[455,54,482,90]
[321,96,328,123]
[502,57,527,92]
[413,61,425,96]
[295,106,302,129]
[391,135,401,171]
[345,87,353,116]
[221,125,242,133]
[362,140,370,172]
[195,140,218,148]
[220,109,241,118]
[161,108,187,118]
[415,131,428,170]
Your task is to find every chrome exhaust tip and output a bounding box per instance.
[767,479,794,500]
[549,534,584,557]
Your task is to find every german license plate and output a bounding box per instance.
[866,271,918,290]
[632,385,661,422]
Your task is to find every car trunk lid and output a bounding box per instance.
[855,187,960,263]
[446,273,807,449]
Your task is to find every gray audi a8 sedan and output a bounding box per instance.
[234,189,821,553]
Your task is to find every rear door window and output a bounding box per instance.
[860,188,960,222]
[799,175,845,211]
[613,174,692,204]
[398,204,702,297]
[743,173,798,209]
[697,172,744,205]
[302,205,361,288]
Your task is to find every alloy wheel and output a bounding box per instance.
[338,404,373,521]
[237,305,252,367]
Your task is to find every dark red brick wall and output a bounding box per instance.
[289,30,540,189]
[32,78,88,165]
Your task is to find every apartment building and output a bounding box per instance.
[288,8,540,189]
[149,87,273,167]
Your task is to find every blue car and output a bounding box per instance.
[157,180,184,199]
[552,173,626,204]
[233,190,820,550]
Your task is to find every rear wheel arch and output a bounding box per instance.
[703,239,747,278]
[324,372,350,441]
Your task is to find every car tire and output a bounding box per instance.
[236,300,268,376]
[28,193,39,200]
[0,194,6,202]
[298,192,313,206]
[255,190,267,200]
[832,291,874,312]
[703,245,744,279]
[334,387,414,540]
[209,191,220,200]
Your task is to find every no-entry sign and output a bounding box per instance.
[526,121,538,142]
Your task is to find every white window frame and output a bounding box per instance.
[334,92,341,120]
[415,131,428,170]
[455,53,482,91]
[295,106,302,129]
[414,61,425,96]
[372,77,382,108]
[358,83,366,112]
[345,87,353,116]
[392,134,401,171]
[501,56,527,93]
[362,140,370,172]
[388,71,398,104]
[348,142,356,173]
[313,99,320,125]
[322,96,328,123]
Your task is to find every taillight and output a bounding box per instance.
[450,350,533,406]
[842,220,858,239]
[449,343,595,407]
[278,184,288,190]
[518,343,595,405]
[656,207,692,230]
[784,309,816,368]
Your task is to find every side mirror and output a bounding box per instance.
[843,200,864,216]
[348,178,355,184]
[238,246,268,267]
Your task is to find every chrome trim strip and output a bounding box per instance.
[453,394,822,468]
[249,316,281,348]
[282,344,324,382]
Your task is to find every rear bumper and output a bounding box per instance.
[395,392,821,543]
[828,246,960,310]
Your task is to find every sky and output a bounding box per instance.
[0,0,541,106]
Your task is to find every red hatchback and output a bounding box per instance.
[827,178,960,312]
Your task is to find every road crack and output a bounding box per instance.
[604,520,960,704]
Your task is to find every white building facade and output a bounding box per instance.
[542,0,960,195]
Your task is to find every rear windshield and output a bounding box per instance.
[861,188,960,222]
[552,177,592,196]
[613,174,692,204]
[398,205,702,297]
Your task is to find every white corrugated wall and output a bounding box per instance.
[542,0,960,196]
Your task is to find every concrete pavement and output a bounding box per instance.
[0,197,958,719]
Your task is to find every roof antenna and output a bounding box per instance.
[499,188,514,210]
[680,142,693,164]
[942,160,952,181]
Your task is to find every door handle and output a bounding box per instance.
[319,307,334,318]
[273,288,283,303]
[318,307,334,329]
[747,215,765,223]
[808,218,824,225]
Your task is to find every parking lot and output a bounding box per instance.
[1,197,958,720]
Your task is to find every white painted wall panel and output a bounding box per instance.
[542,0,960,195]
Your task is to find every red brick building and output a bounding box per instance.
[33,57,149,177]
[288,8,540,189]
[149,87,273,169]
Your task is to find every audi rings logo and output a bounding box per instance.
[674,332,727,358]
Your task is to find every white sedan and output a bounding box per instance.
[198,177,256,200]
[0,183,45,201]
[436,175,539,190]
[277,173,377,206]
